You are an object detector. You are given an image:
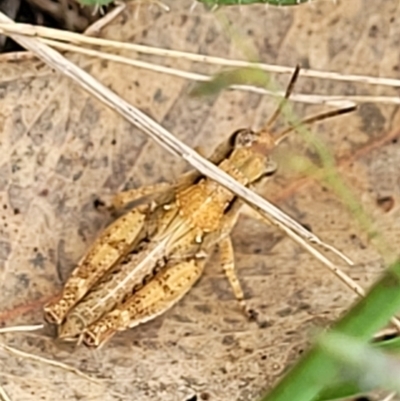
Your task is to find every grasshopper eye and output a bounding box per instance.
[230,128,256,148]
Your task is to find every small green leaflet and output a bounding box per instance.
[198,0,312,6]
[190,67,269,97]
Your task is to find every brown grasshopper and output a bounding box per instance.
[44,66,356,348]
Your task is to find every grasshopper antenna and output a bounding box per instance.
[262,64,301,131]
[274,105,357,145]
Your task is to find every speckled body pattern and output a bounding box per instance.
[43,126,277,348]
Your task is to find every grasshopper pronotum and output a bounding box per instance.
[44,66,355,348]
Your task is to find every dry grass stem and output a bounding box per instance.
[36,38,362,107]
[84,2,127,36]
[0,23,398,106]
[0,343,100,383]
[373,327,400,341]
[1,22,399,88]
[0,324,44,334]
[381,392,397,401]
[0,385,11,401]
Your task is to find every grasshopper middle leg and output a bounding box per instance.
[112,182,174,209]
[202,198,257,320]
[218,235,256,320]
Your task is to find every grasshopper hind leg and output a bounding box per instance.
[82,257,208,348]
[43,207,147,325]
[219,236,257,321]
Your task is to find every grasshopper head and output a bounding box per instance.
[228,128,278,185]
[228,65,356,185]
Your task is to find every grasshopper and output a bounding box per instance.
[44,66,355,348]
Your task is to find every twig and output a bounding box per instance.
[1,22,400,88]
[373,327,400,341]
[0,324,43,334]
[83,2,127,36]
[0,343,100,383]
[381,392,397,401]
[0,385,11,401]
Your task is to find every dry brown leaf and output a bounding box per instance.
[1,1,400,400]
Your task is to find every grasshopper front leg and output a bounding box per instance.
[44,206,148,325]
[111,138,235,211]
[82,256,209,348]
